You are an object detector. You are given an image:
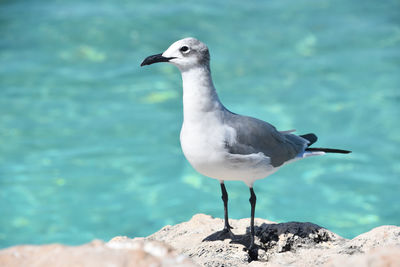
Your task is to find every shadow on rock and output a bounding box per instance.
[252,221,340,253]
[202,228,252,247]
[202,227,263,262]
[202,221,340,262]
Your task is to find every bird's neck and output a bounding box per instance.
[181,65,224,124]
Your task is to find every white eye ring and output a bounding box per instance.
[180,46,190,53]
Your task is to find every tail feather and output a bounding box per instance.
[306,147,351,154]
[299,133,351,154]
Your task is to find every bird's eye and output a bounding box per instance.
[180,46,189,53]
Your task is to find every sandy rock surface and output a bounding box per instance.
[0,237,196,267]
[1,214,399,267]
[147,214,400,267]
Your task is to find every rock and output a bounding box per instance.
[1,214,399,267]
[0,237,196,267]
[147,214,400,267]
[325,247,400,267]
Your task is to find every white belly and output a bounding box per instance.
[180,121,277,187]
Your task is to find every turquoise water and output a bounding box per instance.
[1,0,399,248]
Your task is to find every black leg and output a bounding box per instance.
[249,187,257,249]
[220,182,234,235]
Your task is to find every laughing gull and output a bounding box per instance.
[141,37,350,250]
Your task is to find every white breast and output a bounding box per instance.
[180,112,226,168]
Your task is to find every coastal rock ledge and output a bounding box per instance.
[1,214,399,267]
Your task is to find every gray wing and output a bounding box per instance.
[224,113,308,167]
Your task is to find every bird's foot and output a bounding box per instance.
[224,224,233,230]
[246,246,258,262]
[243,236,258,261]
[216,226,235,240]
[243,242,258,262]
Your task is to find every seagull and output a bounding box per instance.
[140,37,351,250]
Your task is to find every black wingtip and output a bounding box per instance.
[300,133,318,146]
[306,147,352,154]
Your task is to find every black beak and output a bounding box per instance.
[140,53,176,67]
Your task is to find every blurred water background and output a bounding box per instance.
[1,0,399,248]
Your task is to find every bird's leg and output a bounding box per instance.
[220,182,234,236]
[249,187,257,250]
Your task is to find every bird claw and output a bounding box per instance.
[217,226,235,239]
[246,246,258,262]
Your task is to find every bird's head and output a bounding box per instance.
[141,37,210,71]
